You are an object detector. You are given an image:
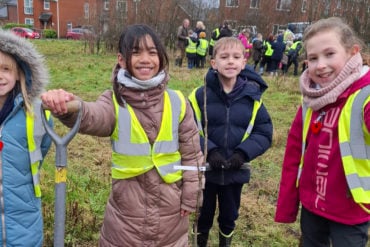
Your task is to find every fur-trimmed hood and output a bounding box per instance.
[0,30,49,101]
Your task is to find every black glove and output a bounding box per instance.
[228,151,245,170]
[207,150,227,170]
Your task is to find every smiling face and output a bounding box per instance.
[210,39,246,84]
[0,51,18,105]
[118,35,160,81]
[305,30,356,87]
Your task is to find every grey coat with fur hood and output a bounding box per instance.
[0,30,52,246]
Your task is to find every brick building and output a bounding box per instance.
[3,0,370,42]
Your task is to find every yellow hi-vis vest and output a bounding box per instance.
[186,38,197,54]
[197,39,209,56]
[263,41,273,56]
[299,85,370,211]
[188,87,262,141]
[27,101,51,197]
[111,90,186,183]
[209,28,220,47]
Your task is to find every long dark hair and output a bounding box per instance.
[118,24,169,75]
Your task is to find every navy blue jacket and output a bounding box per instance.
[271,34,286,61]
[189,65,273,185]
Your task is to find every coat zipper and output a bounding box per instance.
[0,103,21,246]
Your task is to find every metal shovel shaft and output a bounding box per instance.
[40,101,82,247]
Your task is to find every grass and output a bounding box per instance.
[33,39,305,246]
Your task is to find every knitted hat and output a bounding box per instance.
[199,32,206,38]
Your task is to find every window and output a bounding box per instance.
[24,0,33,14]
[276,0,291,11]
[84,3,89,19]
[116,0,127,13]
[44,0,50,10]
[250,0,259,9]
[301,0,307,12]
[226,0,238,7]
[67,22,72,31]
[25,18,34,25]
[104,0,109,10]
[324,0,330,15]
[336,0,341,9]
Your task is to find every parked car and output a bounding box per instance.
[66,28,93,40]
[11,27,40,39]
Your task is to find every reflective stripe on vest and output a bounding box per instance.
[111,90,186,183]
[188,87,262,141]
[186,38,197,54]
[339,85,370,207]
[209,28,220,47]
[27,101,50,197]
[197,39,209,56]
[299,86,370,210]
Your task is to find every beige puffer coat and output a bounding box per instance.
[59,69,204,246]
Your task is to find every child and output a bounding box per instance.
[275,17,370,247]
[185,29,198,69]
[238,28,253,61]
[188,37,273,246]
[252,33,264,71]
[40,24,204,246]
[0,30,52,246]
[195,31,208,68]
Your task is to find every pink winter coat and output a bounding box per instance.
[275,69,370,225]
[58,68,204,246]
[238,33,253,60]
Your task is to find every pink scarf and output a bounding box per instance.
[299,52,363,111]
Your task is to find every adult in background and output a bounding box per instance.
[175,18,190,67]
[194,21,206,38]
[270,34,286,76]
[259,34,274,75]
[208,21,233,58]
[252,33,264,71]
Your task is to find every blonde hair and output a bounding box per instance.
[212,37,245,58]
[196,21,205,30]
[0,51,32,113]
[303,17,367,60]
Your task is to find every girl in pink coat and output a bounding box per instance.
[275,17,370,247]
[238,29,253,61]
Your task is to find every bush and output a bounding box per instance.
[43,29,57,39]
[2,23,33,30]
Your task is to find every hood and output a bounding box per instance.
[0,30,49,101]
[277,34,284,42]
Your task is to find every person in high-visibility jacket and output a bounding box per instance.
[0,30,53,246]
[258,34,274,75]
[41,24,204,247]
[196,31,209,68]
[189,37,273,247]
[185,30,198,69]
[275,17,370,247]
[209,21,233,58]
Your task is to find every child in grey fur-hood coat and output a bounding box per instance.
[0,30,52,246]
